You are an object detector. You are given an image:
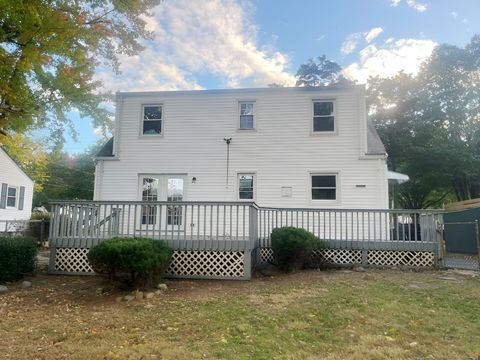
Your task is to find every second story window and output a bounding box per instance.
[143,105,162,135]
[239,101,254,129]
[7,186,17,208]
[313,101,335,132]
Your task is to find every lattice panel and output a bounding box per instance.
[55,247,94,273]
[315,249,363,265]
[368,250,435,267]
[166,250,245,278]
[261,248,275,263]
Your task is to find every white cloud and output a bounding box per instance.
[390,0,427,12]
[341,27,384,55]
[96,0,295,92]
[341,33,362,55]
[407,0,427,12]
[365,27,384,43]
[451,11,458,19]
[343,38,437,84]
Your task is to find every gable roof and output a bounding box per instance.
[96,137,114,158]
[0,146,34,183]
[366,120,386,155]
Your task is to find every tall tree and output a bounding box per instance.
[295,55,353,87]
[368,35,480,207]
[0,0,160,143]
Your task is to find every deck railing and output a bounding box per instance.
[257,207,443,251]
[49,201,443,253]
[49,201,256,251]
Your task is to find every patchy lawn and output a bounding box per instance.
[1,269,480,359]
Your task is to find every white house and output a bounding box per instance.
[94,85,388,209]
[0,147,34,221]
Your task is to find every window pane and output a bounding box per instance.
[143,120,161,134]
[167,178,184,201]
[312,175,336,188]
[7,187,16,197]
[239,190,254,199]
[142,178,158,200]
[313,116,334,132]
[240,103,254,115]
[144,106,162,120]
[240,115,254,129]
[239,175,253,189]
[7,197,16,207]
[312,188,336,200]
[313,102,333,116]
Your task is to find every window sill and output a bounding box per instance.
[310,131,337,136]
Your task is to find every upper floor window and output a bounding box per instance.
[311,174,336,200]
[238,174,254,200]
[143,105,162,135]
[313,101,335,132]
[7,186,17,208]
[239,101,255,129]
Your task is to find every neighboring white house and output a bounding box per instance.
[94,85,388,209]
[0,147,34,221]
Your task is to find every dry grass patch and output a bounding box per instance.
[0,269,479,359]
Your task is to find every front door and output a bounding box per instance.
[139,175,187,233]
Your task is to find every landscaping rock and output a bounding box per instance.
[155,290,163,296]
[135,291,144,301]
[124,295,135,302]
[0,285,8,295]
[157,283,168,291]
[145,292,155,300]
[21,281,32,288]
[353,266,365,272]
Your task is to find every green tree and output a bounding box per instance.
[295,55,353,87]
[0,0,160,142]
[34,143,101,207]
[368,35,480,207]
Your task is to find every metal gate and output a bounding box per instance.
[443,220,480,270]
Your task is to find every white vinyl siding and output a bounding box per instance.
[95,87,388,209]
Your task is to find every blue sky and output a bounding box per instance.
[63,0,479,153]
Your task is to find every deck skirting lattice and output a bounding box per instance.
[260,247,435,267]
[166,250,245,278]
[367,250,434,267]
[52,246,246,279]
[55,247,94,273]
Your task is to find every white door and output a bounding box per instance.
[139,175,187,232]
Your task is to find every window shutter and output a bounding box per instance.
[0,183,6,209]
[18,186,25,210]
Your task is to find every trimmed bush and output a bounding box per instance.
[87,237,172,288]
[0,237,38,282]
[271,227,326,272]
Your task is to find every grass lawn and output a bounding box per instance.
[0,268,480,359]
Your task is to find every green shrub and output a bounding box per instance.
[271,227,326,272]
[0,237,38,282]
[87,237,172,288]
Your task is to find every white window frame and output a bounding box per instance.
[309,173,340,204]
[6,185,17,208]
[237,100,256,131]
[311,99,336,135]
[141,104,163,136]
[237,173,256,201]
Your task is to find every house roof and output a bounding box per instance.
[366,120,386,155]
[96,137,114,157]
[0,146,34,183]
